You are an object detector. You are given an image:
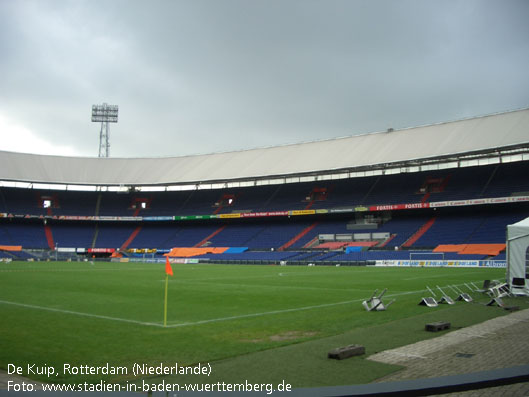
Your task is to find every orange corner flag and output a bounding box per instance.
[165,256,173,276]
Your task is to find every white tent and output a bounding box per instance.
[507,217,529,296]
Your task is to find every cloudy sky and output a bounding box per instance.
[0,0,528,159]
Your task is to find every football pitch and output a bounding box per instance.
[0,261,522,389]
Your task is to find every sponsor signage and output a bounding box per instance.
[479,260,506,268]
[219,213,241,219]
[175,215,215,220]
[369,203,430,211]
[429,196,529,208]
[375,259,499,268]
[1,195,527,223]
[329,208,354,213]
[54,215,143,221]
[57,247,76,253]
[143,216,174,221]
[290,210,316,216]
[87,248,116,253]
[171,258,200,264]
[240,211,289,218]
[123,257,200,264]
[58,216,94,221]
[97,216,141,221]
[127,248,157,254]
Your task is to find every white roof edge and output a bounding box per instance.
[0,107,528,186]
[6,106,529,161]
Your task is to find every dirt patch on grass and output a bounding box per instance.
[246,331,318,343]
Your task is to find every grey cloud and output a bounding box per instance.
[0,0,528,158]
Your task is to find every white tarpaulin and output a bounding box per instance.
[507,217,529,295]
[0,108,528,186]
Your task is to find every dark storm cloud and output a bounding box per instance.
[0,0,528,157]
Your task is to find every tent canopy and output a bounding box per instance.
[507,217,529,295]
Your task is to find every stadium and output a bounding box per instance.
[1,108,529,395]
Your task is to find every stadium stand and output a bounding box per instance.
[1,162,528,217]
[52,223,96,248]
[0,222,49,249]
[131,224,221,248]
[1,187,528,260]
[0,109,528,263]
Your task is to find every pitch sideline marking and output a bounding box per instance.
[166,288,431,327]
[0,292,416,329]
[0,299,162,327]
[0,282,476,329]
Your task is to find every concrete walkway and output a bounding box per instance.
[369,308,529,396]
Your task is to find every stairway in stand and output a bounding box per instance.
[120,226,142,251]
[194,226,226,248]
[402,217,437,248]
[279,222,318,251]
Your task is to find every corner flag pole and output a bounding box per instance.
[164,256,173,327]
[164,273,169,327]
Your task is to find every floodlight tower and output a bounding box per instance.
[91,103,118,157]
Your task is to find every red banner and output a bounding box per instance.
[369,203,430,211]
[87,248,116,253]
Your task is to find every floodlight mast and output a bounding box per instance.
[91,103,118,157]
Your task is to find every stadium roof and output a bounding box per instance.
[1,108,528,188]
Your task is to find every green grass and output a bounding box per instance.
[0,261,523,388]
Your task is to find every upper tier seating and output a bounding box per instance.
[1,162,528,217]
[0,161,528,256]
